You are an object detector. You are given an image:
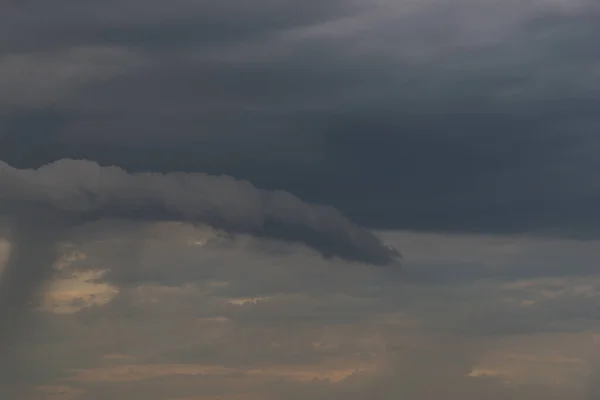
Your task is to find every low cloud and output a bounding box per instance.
[0,158,397,397]
[0,158,398,265]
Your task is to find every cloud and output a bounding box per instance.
[383,231,600,284]
[66,362,373,384]
[0,159,398,265]
[35,385,87,400]
[0,46,142,109]
[41,270,118,314]
[1,0,599,237]
[0,0,356,53]
[4,228,600,399]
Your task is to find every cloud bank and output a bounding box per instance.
[0,158,398,265]
[1,0,599,238]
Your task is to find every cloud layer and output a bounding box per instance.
[2,227,599,399]
[1,0,599,237]
[0,158,399,265]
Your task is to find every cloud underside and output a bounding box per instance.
[0,0,599,236]
[0,159,398,265]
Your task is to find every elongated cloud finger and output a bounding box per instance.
[0,159,399,265]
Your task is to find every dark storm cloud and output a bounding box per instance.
[0,0,357,53]
[1,0,600,236]
[0,159,398,265]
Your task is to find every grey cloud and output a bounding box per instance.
[0,46,141,109]
[58,221,390,300]
[362,232,600,292]
[56,228,600,338]
[7,229,600,399]
[56,227,600,341]
[1,0,599,237]
[0,159,398,265]
[0,0,356,53]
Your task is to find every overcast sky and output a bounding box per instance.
[1,0,600,399]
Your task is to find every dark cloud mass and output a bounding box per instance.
[0,159,398,265]
[1,0,600,238]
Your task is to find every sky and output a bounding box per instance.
[0,0,600,398]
